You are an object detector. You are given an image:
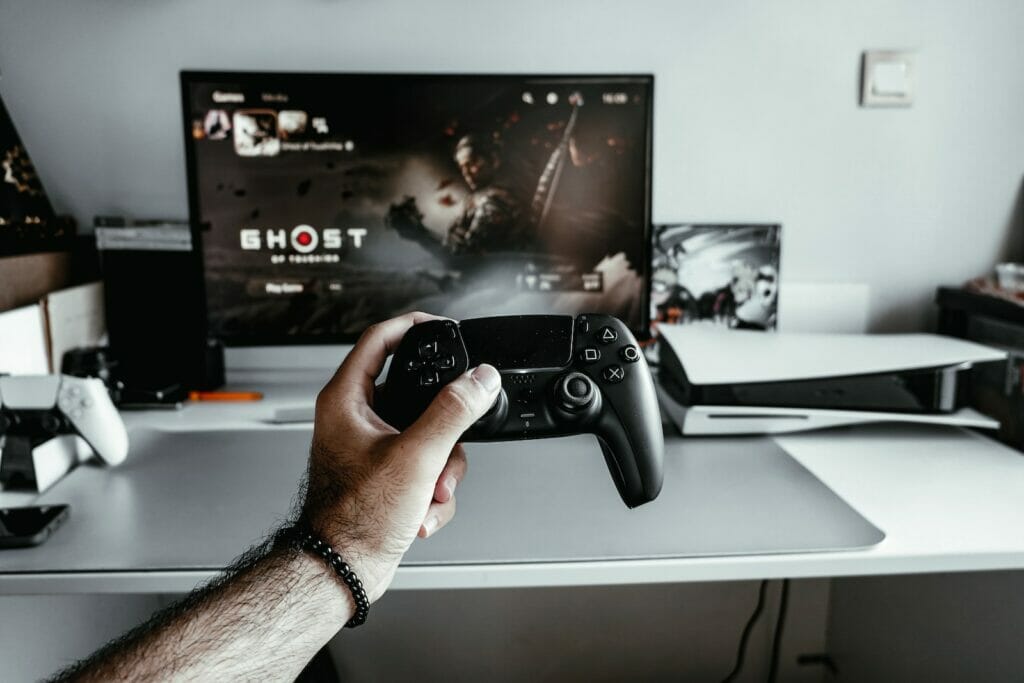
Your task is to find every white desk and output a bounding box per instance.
[3,370,1024,595]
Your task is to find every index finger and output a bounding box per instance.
[321,311,445,405]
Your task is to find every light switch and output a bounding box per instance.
[861,50,915,107]
[872,62,908,95]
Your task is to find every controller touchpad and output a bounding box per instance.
[460,315,573,370]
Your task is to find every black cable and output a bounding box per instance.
[767,579,791,683]
[720,579,769,683]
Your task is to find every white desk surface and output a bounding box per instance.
[3,369,1024,594]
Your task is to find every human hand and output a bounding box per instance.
[301,312,501,603]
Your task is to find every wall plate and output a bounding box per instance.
[861,50,915,107]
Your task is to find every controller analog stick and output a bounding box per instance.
[473,388,508,435]
[40,414,63,434]
[556,372,596,411]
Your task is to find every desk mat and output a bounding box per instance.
[6,430,883,573]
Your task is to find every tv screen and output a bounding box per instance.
[181,72,654,344]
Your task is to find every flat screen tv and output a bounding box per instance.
[181,71,654,344]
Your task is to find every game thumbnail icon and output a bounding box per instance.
[232,109,280,157]
[203,110,231,140]
[278,110,308,140]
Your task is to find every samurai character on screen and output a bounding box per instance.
[385,134,529,257]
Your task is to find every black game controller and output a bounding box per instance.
[377,314,664,507]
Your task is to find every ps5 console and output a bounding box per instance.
[657,326,1007,435]
[0,375,129,490]
[377,314,664,508]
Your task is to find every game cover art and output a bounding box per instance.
[651,224,780,331]
[184,74,653,343]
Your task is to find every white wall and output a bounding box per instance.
[1,1,1023,331]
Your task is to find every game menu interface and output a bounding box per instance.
[182,72,653,343]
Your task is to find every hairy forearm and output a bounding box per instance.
[53,541,353,682]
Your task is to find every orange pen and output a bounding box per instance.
[188,391,264,402]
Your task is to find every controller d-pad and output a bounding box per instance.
[601,365,625,383]
[418,339,438,360]
[419,368,440,386]
[406,359,424,372]
[620,345,641,363]
[434,354,456,370]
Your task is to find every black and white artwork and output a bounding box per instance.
[651,223,780,331]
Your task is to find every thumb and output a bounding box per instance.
[396,364,501,474]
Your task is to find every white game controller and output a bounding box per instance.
[0,374,129,466]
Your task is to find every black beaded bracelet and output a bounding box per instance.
[287,526,370,628]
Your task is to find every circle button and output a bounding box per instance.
[620,345,641,363]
